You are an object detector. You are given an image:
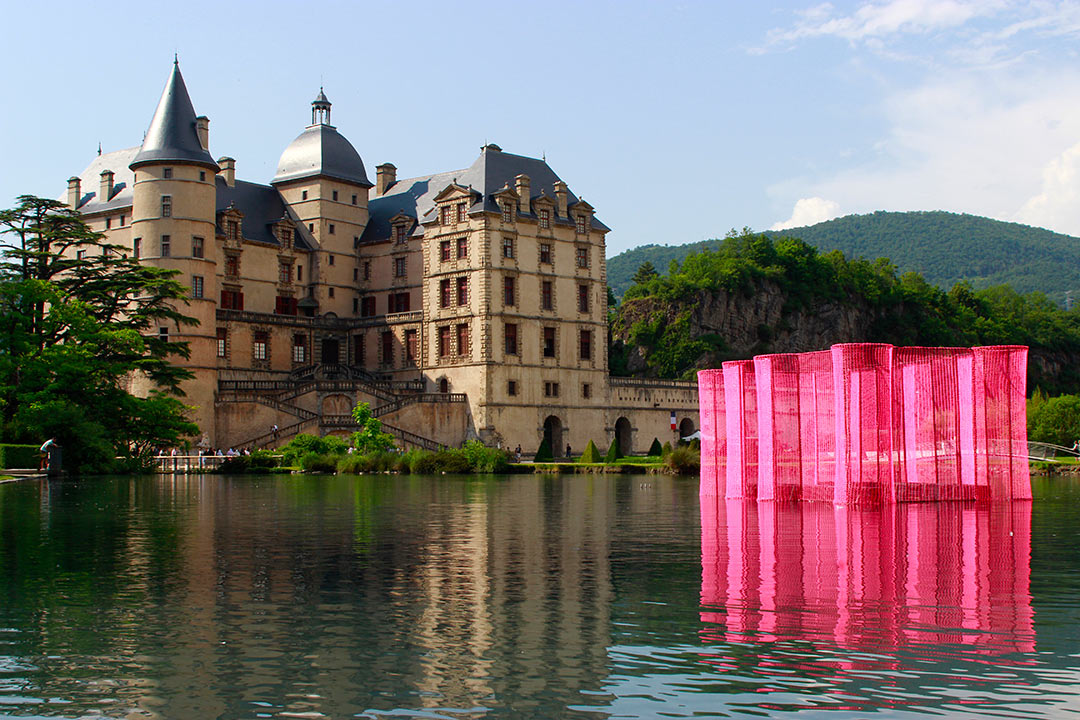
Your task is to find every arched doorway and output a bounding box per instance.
[615,417,632,456]
[439,378,449,393]
[679,417,696,440]
[543,415,563,457]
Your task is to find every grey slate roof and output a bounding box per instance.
[131,62,218,171]
[64,146,140,213]
[360,145,609,243]
[216,178,315,250]
[272,124,373,188]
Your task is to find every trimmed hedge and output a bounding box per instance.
[579,440,602,463]
[0,444,39,469]
[648,438,663,456]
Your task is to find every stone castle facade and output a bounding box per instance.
[64,62,698,455]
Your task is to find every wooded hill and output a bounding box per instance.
[607,211,1080,306]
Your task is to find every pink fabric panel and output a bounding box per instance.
[973,346,1031,501]
[799,351,836,503]
[755,354,804,502]
[697,369,725,498]
[723,361,758,499]
[832,344,896,505]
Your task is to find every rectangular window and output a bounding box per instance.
[302,190,308,200]
[440,279,452,308]
[361,296,376,317]
[279,262,292,284]
[578,284,589,313]
[503,276,515,307]
[395,224,408,243]
[161,195,172,217]
[328,287,335,298]
[220,289,244,310]
[439,326,452,357]
[352,194,357,205]
[456,237,467,259]
[539,208,550,229]
[406,329,418,362]
[539,243,552,264]
[582,382,592,399]
[328,255,335,266]
[253,331,269,361]
[353,267,359,282]
[456,323,469,356]
[292,334,307,363]
[394,256,406,277]
[390,292,410,313]
[508,380,518,396]
[158,326,169,342]
[105,217,111,230]
[440,240,451,261]
[225,254,238,277]
[120,215,125,226]
[543,327,556,358]
[502,236,514,258]
[441,206,453,226]
[363,261,370,280]
[133,238,141,259]
[329,223,336,235]
[580,329,592,360]
[216,328,227,358]
[76,249,86,260]
[160,235,171,257]
[297,264,302,282]
[191,275,204,299]
[505,323,518,355]
[381,331,393,365]
[199,171,206,182]
[456,276,468,306]
[502,203,513,223]
[275,296,298,315]
[457,203,467,223]
[332,190,339,202]
[192,236,204,258]
[353,297,359,314]
[353,335,365,365]
[163,168,173,179]
[544,381,559,398]
[541,280,553,310]
[576,246,588,268]
[576,216,586,234]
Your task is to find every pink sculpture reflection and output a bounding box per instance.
[700,498,1034,654]
[698,344,1031,503]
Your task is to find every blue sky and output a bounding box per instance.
[4,1,1080,256]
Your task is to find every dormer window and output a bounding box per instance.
[394,224,409,244]
[457,203,467,223]
[539,208,550,229]
[227,220,239,240]
[576,216,586,234]
[441,206,453,226]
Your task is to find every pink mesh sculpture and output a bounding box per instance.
[698,344,1030,504]
[700,498,1034,655]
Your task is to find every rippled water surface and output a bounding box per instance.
[1,473,1079,718]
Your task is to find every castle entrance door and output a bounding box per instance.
[322,338,340,364]
[543,416,563,458]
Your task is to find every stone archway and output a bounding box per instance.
[543,415,563,457]
[679,417,696,440]
[615,417,632,456]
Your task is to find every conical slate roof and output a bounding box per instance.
[130,62,218,171]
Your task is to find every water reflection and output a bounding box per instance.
[701,497,1035,656]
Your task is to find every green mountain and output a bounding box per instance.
[607,211,1080,306]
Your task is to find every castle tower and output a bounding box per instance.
[272,88,373,322]
[128,60,220,442]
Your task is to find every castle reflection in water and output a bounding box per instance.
[700,496,1035,655]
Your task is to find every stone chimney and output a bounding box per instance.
[553,180,568,217]
[67,176,82,209]
[100,170,114,202]
[376,163,397,196]
[196,116,210,151]
[218,156,235,187]
[514,174,531,215]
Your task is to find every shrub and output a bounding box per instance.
[0,444,40,469]
[534,438,554,462]
[433,448,472,473]
[579,440,602,463]
[336,454,366,474]
[1028,394,1080,447]
[665,445,700,475]
[647,438,663,457]
[661,441,673,458]
[462,440,512,472]
[280,434,349,466]
[604,439,619,463]
[299,452,339,473]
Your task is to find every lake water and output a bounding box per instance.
[0,473,1078,719]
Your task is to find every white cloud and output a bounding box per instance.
[771,197,842,230]
[765,0,1002,46]
[1015,140,1080,232]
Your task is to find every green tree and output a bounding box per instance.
[631,261,658,286]
[1028,394,1080,447]
[648,438,663,456]
[350,402,395,454]
[0,196,198,471]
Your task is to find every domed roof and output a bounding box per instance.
[271,124,372,187]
